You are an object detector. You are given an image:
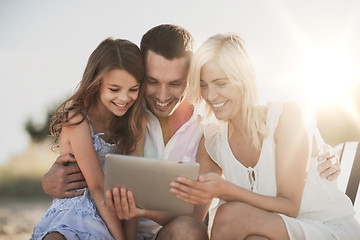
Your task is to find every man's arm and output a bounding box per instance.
[317,144,340,181]
[312,129,341,181]
[42,153,87,198]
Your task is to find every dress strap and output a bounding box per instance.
[84,115,96,136]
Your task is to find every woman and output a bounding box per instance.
[170,33,360,239]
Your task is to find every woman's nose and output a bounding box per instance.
[206,85,217,102]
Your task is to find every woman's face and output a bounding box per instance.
[200,61,241,121]
[98,69,140,117]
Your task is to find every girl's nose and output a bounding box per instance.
[117,90,130,102]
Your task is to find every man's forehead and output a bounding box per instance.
[145,51,189,82]
[145,50,188,67]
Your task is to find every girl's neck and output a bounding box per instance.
[87,102,113,131]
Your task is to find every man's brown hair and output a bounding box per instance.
[140,24,194,66]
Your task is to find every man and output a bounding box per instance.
[42,24,340,240]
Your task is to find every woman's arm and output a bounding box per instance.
[172,102,310,218]
[62,116,125,240]
[221,102,310,217]
[170,136,223,221]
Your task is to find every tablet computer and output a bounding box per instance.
[104,154,200,214]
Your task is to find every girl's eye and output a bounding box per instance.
[130,88,139,92]
[109,88,118,92]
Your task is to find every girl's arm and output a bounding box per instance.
[124,218,137,240]
[62,115,125,240]
[172,102,310,218]
[123,116,146,240]
[129,115,147,157]
[105,116,181,227]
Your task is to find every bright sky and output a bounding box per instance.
[1,0,360,164]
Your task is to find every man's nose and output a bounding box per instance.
[157,84,170,102]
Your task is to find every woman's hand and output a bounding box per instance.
[170,172,225,205]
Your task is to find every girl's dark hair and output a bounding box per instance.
[50,38,145,154]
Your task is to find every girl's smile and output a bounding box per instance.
[98,69,140,118]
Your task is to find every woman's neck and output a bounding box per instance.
[227,109,248,138]
[228,118,248,140]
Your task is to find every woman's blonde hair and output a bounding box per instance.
[50,38,145,154]
[189,33,267,150]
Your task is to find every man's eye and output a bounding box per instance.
[146,79,158,85]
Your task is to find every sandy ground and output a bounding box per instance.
[0,198,52,240]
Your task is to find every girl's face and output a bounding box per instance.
[99,69,140,117]
[200,61,241,121]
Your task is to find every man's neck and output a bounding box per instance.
[158,100,194,146]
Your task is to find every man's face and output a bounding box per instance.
[144,50,189,118]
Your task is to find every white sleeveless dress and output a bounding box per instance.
[204,100,360,239]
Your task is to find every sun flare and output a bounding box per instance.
[292,43,360,118]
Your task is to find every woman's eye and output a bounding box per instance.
[216,81,227,87]
[200,81,208,87]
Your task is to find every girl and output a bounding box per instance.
[32,38,146,240]
[170,33,360,239]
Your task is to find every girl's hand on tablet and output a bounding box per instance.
[105,188,145,220]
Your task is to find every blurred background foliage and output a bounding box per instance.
[0,101,60,200]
